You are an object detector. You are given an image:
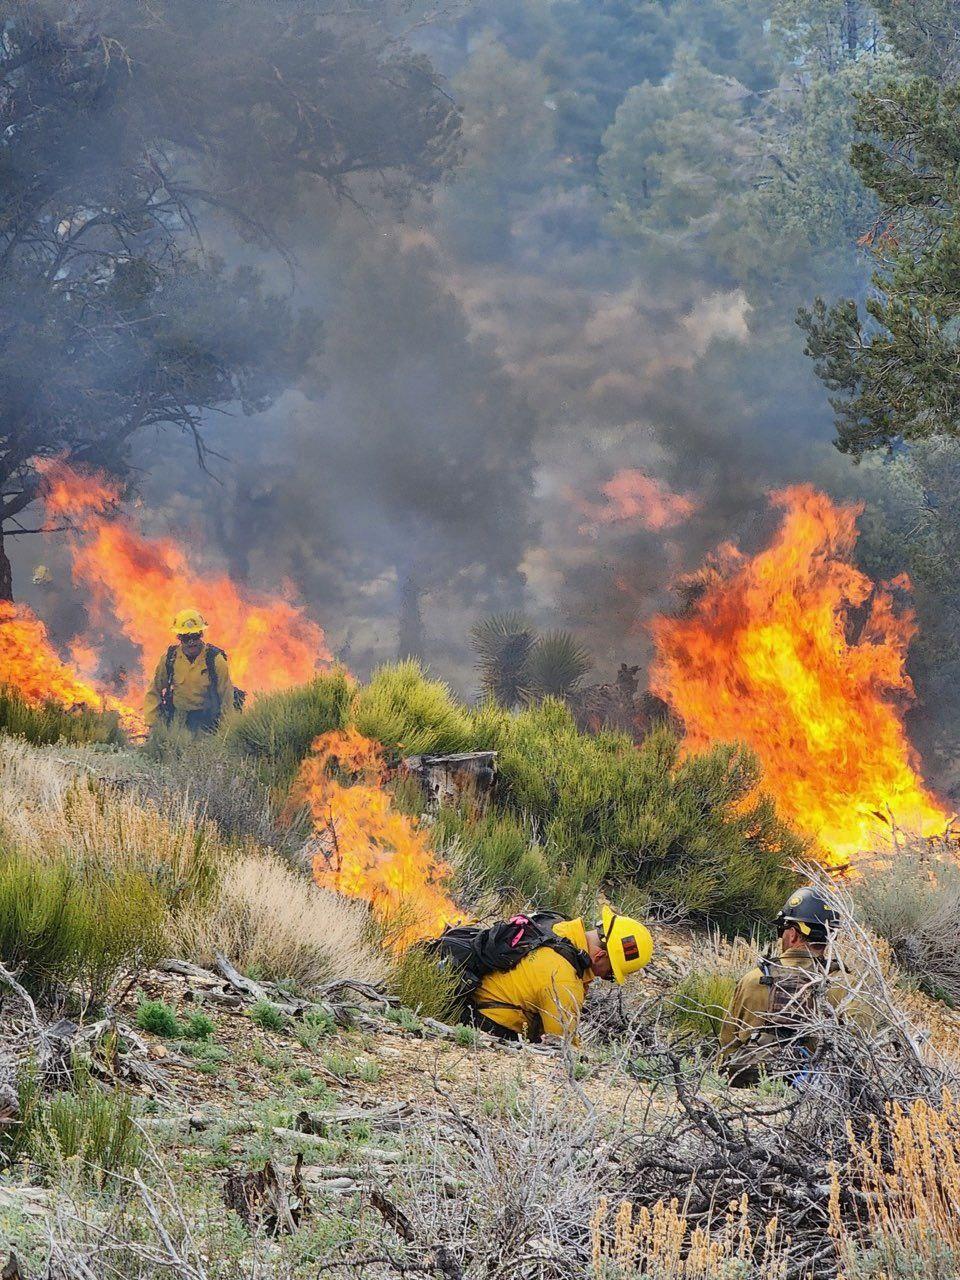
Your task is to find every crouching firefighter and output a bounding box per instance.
[718,886,845,1087]
[144,609,243,734]
[425,908,654,1044]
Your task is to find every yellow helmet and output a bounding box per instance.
[600,905,653,984]
[172,608,207,635]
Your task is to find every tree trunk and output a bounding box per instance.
[0,527,12,602]
[844,0,859,58]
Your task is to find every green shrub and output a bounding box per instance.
[135,998,182,1038]
[220,670,352,787]
[4,1062,142,1187]
[249,999,288,1031]
[473,701,803,931]
[0,850,164,1006]
[436,805,580,914]
[668,969,737,1042]
[352,660,473,758]
[183,1012,215,1041]
[389,945,461,1024]
[0,685,123,747]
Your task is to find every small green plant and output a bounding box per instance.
[756,1072,794,1100]
[323,1052,356,1080]
[3,1061,142,1187]
[183,1012,215,1041]
[303,1007,336,1036]
[180,1040,229,1064]
[668,969,738,1042]
[386,1006,423,1033]
[453,1025,478,1047]
[389,945,461,1023]
[250,999,288,1032]
[356,1058,381,1083]
[628,1055,672,1087]
[135,997,182,1038]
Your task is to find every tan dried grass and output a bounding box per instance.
[591,1195,789,1279]
[832,1089,960,1277]
[0,740,223,905]
[168,852,389,992]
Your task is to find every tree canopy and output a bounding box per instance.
[800,0,960,455]
[0,0,459,597]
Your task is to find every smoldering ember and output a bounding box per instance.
[2,4,960,1279]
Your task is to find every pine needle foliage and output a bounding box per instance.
[470,612,536,707]
[352,659,472,757]
[480,700,803,931]
[220,669,353,787]
[0,685,123,747]
[526,630,592,701]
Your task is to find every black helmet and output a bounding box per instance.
[775,887,839,945]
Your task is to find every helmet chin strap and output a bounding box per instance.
[595,912,617,947]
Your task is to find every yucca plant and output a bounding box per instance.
[470,612,535,707]
[526,630,592,702]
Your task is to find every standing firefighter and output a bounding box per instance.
[718,886,845,1086]
[144,609,236,734]
[426,907,654,1044]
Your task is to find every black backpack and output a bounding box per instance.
[159,644,246,730]
[424,912,591,1018]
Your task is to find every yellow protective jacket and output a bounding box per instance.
[143,643,234,730]
[717,946,846,1081]
[474,918,594,1043]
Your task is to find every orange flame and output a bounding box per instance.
[0,600,144,734]
[39,459,332,697]
[577,469,699,535]
[649,485,948,863]
[293,728,460,948]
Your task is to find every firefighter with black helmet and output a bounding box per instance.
[718,886,844,1086]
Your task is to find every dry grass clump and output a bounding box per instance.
[0,736,102,810]
[1,779,221,909]
[591,1196,789,1279]
[851,848,960,1007]
[832,1089,960,1278]
[168,852,388,993]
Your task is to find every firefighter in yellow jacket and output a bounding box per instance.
[473,907,653,1043]
[144,609,235,734]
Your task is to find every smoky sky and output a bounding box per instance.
[15,1,895,700]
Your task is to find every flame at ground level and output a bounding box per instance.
[293,729,461,948]
[39,458,332,698]
[0,601,145,736]
[649,486,948,864]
